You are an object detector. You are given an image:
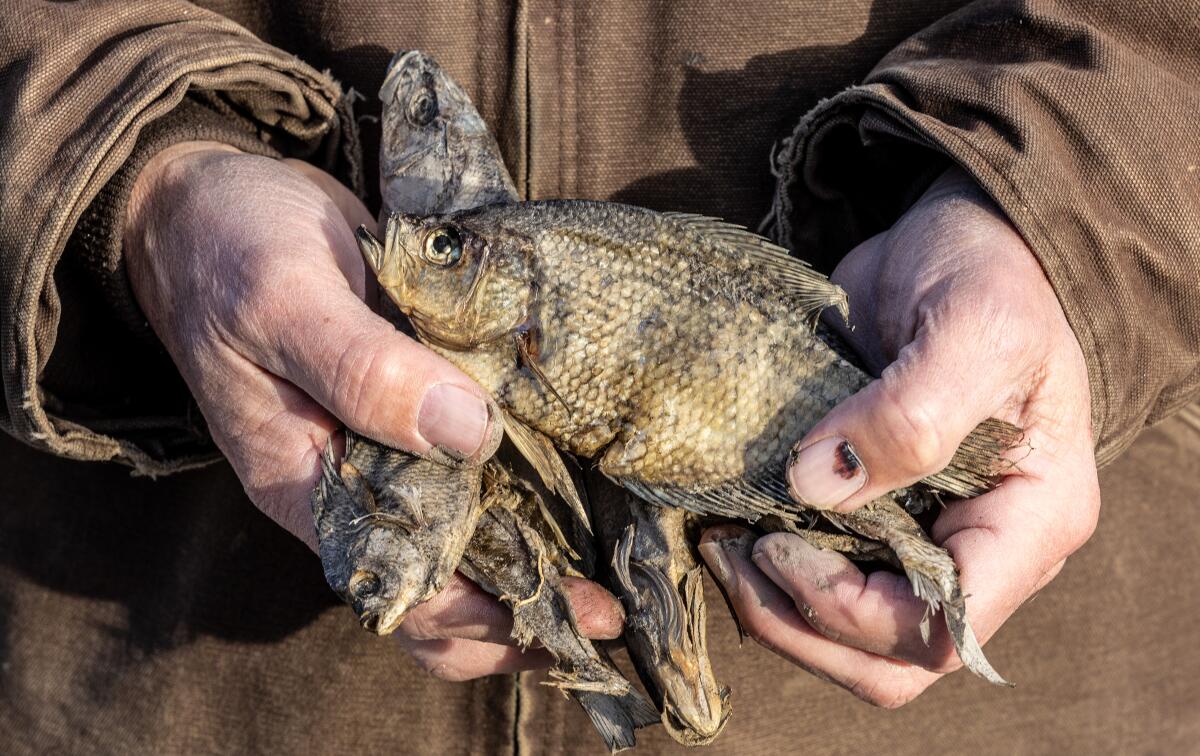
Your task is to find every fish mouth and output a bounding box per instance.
[355,225,385,276]
[659,685,731,746]
[359,603,410,636]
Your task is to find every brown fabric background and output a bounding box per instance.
[2,0,1199,753]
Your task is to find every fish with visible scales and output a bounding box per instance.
[356,199,1022,685]
[314,49,656,752]
[378,50,744,733]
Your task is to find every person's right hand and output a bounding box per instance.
[123,141,624,679]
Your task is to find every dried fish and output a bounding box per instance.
[358,200,1020,683]
[595,492,730,746]
[462,465,658,753]
[312,432,484,635]
[379,49,517,216]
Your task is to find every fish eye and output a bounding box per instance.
[423,227,463,267]
[406,88,438,126]
[349,569,381,600]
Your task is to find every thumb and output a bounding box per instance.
[786,326,1010,513]
[224,208,503,464]
[252,284,504,464]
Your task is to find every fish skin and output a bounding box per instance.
[594,490,731,747]
[462,465,659,754]
[379,50,517,216]
[312,432,484,635]
[360,199,1020,684]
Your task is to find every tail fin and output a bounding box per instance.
[574,688,660,754]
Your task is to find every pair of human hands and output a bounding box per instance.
[124,142,1099,702]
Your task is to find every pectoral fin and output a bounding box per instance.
[923,417,1024,498]
[504,411,591,533]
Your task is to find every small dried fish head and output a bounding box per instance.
[358,212,533,351]
[379,50,517,215]
[343,525,433,636]
[662,682,730,747]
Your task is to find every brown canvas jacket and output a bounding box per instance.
[2,2,1200,754]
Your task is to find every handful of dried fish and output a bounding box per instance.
[358,198,1019,685]
[310,47,1023,754]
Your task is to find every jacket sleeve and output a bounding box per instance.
[0,0,361,474]
[765,0,1200,466]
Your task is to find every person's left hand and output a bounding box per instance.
[697,167,1101,707]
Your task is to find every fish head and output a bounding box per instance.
[379,50,512,214]
[356,209,535,350]
[657,646,732,746]
[341,525,438,636]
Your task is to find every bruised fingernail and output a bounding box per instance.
[787,436,866,510]
[417,384,489,457]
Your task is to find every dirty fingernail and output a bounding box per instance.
[417,384,489,457]
[787,436,867,510]
[752,534,850,594]
[699,541,739,594]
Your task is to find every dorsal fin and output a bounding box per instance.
[661,211,849,326]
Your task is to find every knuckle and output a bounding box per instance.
[741,612,782,653]
[405,646,475,682]
[1068,485,1102,548]
[401,613,440,642]
[427,662,473,682]
[881,394,951,477]
[330,336,408,429]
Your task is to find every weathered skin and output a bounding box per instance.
[357,200,1020,684]
[379,50,517,216]
[312,432,484,635]
[462,466,658,753]
[595,492,730,747]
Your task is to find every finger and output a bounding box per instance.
[698,525,940,708]
[225,262,501,462]
[401,573,519,644]
[560,576,626,639]
[398,636,554,682]
[754,455,1098,675]
[401,574,625,645]
[786,310,1034,513]
[748,532,953,671]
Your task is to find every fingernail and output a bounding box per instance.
[698,542,738,594]
[752,534,847,594]
[417,384,489,458]
[787,436,867,510]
